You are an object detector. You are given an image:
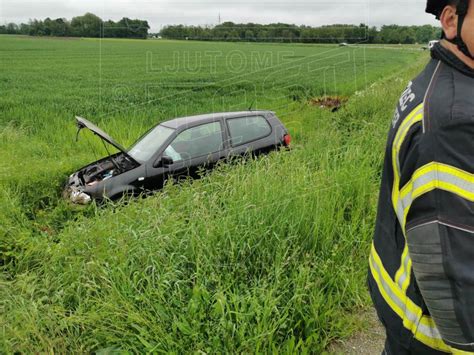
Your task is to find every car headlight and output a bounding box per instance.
[70,189,92,205]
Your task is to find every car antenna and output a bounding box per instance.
[248,99,256,111]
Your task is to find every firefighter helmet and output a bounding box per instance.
[426,0,452,19]
[426,0,474,59]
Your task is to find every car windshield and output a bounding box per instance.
[128,124,175,163]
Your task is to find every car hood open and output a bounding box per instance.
[75,116,131,155]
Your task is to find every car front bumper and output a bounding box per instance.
[63,173,92,205]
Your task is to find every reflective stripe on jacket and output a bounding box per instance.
[369,42,474,354]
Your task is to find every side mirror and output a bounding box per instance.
[154,155,173,168]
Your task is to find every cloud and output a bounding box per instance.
[0,0,438,32]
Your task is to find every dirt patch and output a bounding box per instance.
[309,96,348,112]
[327,307,385,354]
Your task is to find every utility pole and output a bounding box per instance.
[218,13,221,24]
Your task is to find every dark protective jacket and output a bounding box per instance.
[368,42,474,354]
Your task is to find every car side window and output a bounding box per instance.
[226,115,271,146]
[164,121,224,162]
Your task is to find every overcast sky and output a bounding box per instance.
[0,0,438,32]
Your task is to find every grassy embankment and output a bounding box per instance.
[0,35,427,352]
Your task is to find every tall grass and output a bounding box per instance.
[0,35,428,352]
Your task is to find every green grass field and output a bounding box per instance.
[0,35,427,352]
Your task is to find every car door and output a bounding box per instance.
[225,114,274,158]
[181,120,226,178]
[147,120,226,187]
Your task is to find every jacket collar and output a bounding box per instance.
[431,41,474,78]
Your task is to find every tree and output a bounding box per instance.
[28,19,45,36]
[0,15,440,43]
[116,18,149,39]
[19,23,30,35]
[49,18,69,36]
[71,13,102,37]
[6,23,19,34]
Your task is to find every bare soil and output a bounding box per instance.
[327,308,385,354]
[309,96,348,111]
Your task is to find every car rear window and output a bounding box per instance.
[226,115,271,146]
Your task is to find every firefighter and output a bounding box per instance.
[368,0,474,353]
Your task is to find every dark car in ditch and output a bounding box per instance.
[64,111,291,204]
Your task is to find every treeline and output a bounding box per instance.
[0,13,149,39]
[160,23,441,44]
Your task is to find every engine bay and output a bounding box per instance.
[79,153,138,186]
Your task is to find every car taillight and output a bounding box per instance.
[283,134,291,146]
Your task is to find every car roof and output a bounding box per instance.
[160,110,273,129]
